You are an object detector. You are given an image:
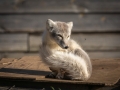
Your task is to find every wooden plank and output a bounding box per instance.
[0,56,50,79]
[0,86,9,90]
[5,56,49,71]
[0,86,51,90]
[0,51,120,59]
[89,59,120,86]
[29,34,120,51]
[74,0,120,13]
[72,33,120,51]
[0,56,120,86]
[0,14,120,32]
[0,0,120,13]
[29,35,42,51]
[0,53,38,59]
[88,51,120,59]
[0,58,16,68]
[0,34,28,51]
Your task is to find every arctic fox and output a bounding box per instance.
[39,19,92,81]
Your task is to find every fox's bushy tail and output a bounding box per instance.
[40,46,91,80]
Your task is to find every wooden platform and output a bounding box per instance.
[0,0,120,59]
[0,56,120,87]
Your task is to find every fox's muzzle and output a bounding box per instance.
[60,40,69,49]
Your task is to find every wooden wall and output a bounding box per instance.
[0,0,120,59]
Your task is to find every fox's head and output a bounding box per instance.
[46,19,73,49]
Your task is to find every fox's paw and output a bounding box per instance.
[71,78,82,81]
[56,74,64,79]
[45,73,56,78]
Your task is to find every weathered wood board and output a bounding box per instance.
[29,35,42,51]
[0,86,9,90]
[29,34,120,51]
[0,51,120,59]
[0,0,120,13]
[0,56,50,79]
[0,14,120,32]
[0,86,39,90]
[0,58,15,68]
[72,33,120,51]
[0,34,28,51]
[0,53,39,59]
[0,56,120,86]
[88,51,120,59]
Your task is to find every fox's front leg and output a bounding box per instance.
[56,69,66,79]
[45,67,58,78]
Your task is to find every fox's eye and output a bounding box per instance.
[57,34,63,39]
[50,27,53,30]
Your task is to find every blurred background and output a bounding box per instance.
[0,0,120,59]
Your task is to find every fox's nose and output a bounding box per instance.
[64,46,69,49]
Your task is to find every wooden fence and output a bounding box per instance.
[0,0,120,59]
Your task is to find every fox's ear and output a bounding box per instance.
[46,19,55,32]
[67,22,73,30]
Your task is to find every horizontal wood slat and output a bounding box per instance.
[29,35,42,51]
[0,53,38,59]
[0,14,120,32]
[0,51,120,59]
[0,0,120,13]
[0,34,28,51]
[88,51,120,59]
[72,33,120,51]
[29,34,120,51]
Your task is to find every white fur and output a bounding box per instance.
[67,22,73,30]
[40,46,91,80]
[40,19,92,80]
[47,19,56,27]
